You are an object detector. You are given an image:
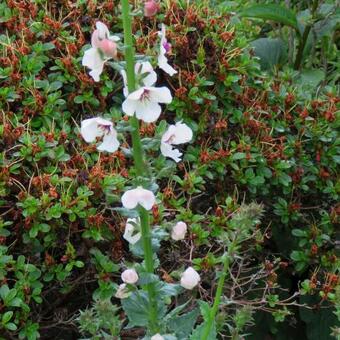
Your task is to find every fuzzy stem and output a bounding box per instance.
[201,244,234,340]
[294,0,319,70]
[121,0,159,333]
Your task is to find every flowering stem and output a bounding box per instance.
[121,0,159,334]
[121,0,146,177]
[201,244,234,340]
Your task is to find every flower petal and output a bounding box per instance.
[137,188,156,210]
[149,87,172,104]
[171,122,193,144]
[122,98,138,116]
[97,129,119,153]
[121,190,139,210]
[126,88,145,101]
[82,48,104,81]
[180,267,200,290]
[80,118,105,142]
[138,61,157,87]
[91,30,101,48]
[160,142,182,162]
[96,21,110,39]
[158,54,177,76]
[123,218,141,245]
[82,48,103,69]
[121,187,156,211]
[136,101,162,123]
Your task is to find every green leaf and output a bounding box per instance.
[5,322,17,331]
[231,152,246,161]
[122,291,166,328]
[2,311,13,324]
[297,69,325,89]
[168,308,200,339]
[190,320,217,340]
[0,284,10,300]
[240,4,298,30]
[250,38,287,71]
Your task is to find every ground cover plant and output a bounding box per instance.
[0,0,339,339]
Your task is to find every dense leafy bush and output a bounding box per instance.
[0,0,339,339]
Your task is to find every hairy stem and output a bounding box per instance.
[294,0,319,70]
[121,0,159,333]
[201,244,234,340]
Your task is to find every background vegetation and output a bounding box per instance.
[0,0,339,339]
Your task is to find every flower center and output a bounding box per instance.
[98,124,112,134]
[140,89,151,102]
[164,133,176,144]
[163,41,171,53]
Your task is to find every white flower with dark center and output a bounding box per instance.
[121,186,156,211]
[82,21,120,81]
[123,218,141,244]
[171,221,187,241]
[122,86,172,123]
[80,117,119,152]
[158,24,177,76]
[160,122,193,162]
[180,267,200,290]
[121,268,139,284]
[121,61,157,97]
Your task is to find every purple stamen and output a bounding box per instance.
[140,89,151,102]
[99,124,112,134]
[163,41,171,53]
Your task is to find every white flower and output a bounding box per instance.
[82,21,120,81]
[123,218,141,244]
[160,122,193,162]
[158,24,177,76]
[151,334,164,340]
[171,221,187,241]
[121,268,139,284]
[180,267,200,290]
[115,283,130,299]
[122,86,172,123]
[121,186,156,211]
[121,61,157,97]
[80,117,119,152]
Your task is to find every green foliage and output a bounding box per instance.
[250,38,287,70]
[240,4,299,30]
[0,0,338,338]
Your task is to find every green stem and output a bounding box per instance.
[293,0,319,70]
[139,207,159,332]
[121,0,159,333]
[201,245,234,340]
[121,0,146,177]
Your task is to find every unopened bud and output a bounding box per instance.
[144,0,159,17]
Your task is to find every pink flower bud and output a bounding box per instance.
[180,267,200,290]
[121,268,139,284]
[97,39,117,58]
[171,221,187,241]
[144,0,159,17]
[91,29,117,58]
